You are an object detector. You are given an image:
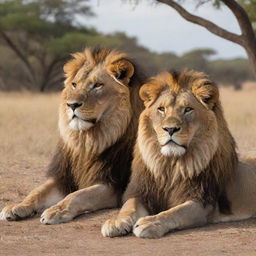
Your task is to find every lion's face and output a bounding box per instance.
[62,66,131,131]
[140,71,219,157]
[147,90,214,157]
[60,49,134,131]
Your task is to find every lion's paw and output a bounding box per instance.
[133,216,166,239]
[40,205,73,225]
[101,216,134,237]
[0,203,35,221]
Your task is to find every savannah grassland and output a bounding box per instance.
[0,84,256,256]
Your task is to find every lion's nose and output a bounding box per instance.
[163,126,181,136]
[67,102,83,111]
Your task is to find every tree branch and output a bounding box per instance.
[221,0,256,44]
[39,57,63,92]
[0,31,37,85]
[156,0,244,45]
[47,76,65,90]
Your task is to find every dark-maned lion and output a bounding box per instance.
[102,70,256,238]
[0,47,145,224]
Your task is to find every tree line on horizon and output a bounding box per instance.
[0,0,254,92]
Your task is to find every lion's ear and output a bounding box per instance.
[108,59,134,86]
[193,81,219,109]
[63,60,76,78]
[140,83,162,107]
[63,53,88,79]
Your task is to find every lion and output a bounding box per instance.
[0,47,145,224]
[101,70,256,238]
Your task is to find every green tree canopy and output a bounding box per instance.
[0,0,96,91]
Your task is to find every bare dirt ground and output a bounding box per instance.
[1,85,256,256]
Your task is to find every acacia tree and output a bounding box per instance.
[155,0,256,77]
[0,0,94,91]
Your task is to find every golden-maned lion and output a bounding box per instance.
[0,47,145,224]
[102,70,256,238]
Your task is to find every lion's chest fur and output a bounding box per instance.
[70,152,100,189]
[47,132,134,195]
[65,132,134,193]
[133,168,221,215]
[125,148,225,215]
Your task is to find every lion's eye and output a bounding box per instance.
[93,83,104,90]
[157,106,165,113]
[184,107,193,113]
[71,82,77,89]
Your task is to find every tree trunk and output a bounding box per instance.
[0,31,37,86]
[39,58,63,92]
[244,43,256,78]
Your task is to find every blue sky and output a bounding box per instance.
[83,0,247,59]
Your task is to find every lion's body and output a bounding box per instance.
[124,70,240,215]
[102,70,256,239]
[0,47,145,224]
[53,48,145,195]
[212,159,256,223]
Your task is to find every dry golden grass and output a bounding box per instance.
[220,84,256,156]
[0,92,59,161]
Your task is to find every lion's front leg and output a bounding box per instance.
[133,200,212,238]
[0,178,64,221]
[40,184,118,225]
[101,197,148,237]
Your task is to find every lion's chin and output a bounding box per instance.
[160,143,186,157]
[69,118,94,131]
